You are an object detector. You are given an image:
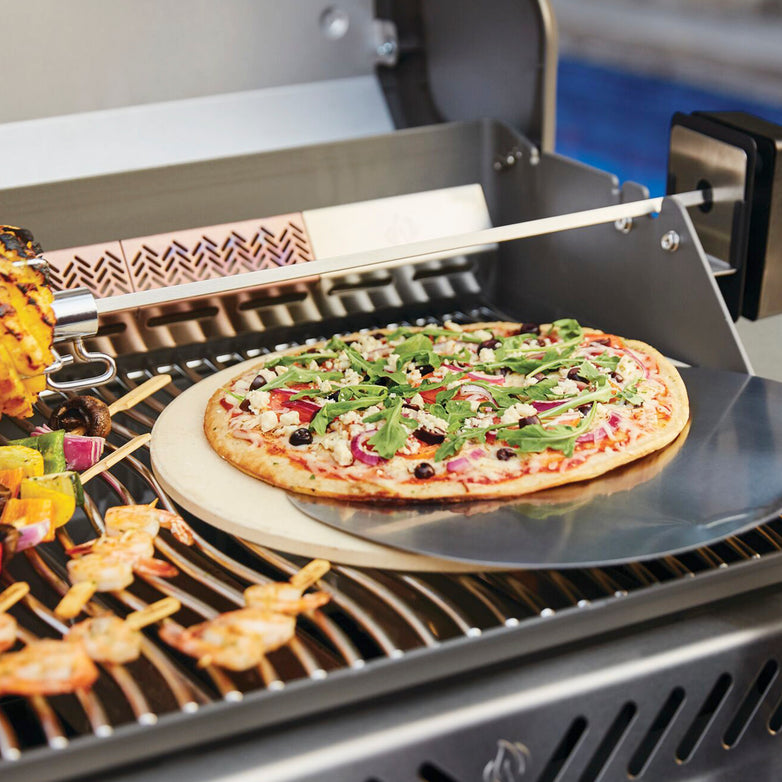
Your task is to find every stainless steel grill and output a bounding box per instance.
[3,292,782,780]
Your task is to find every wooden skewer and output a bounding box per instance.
[107,374,172,417]
[80,433,151,484]
[289,559,331,590]
[125,597,180,631]
[0,582,29,613]
[55,581,96,620]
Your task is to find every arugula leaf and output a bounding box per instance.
[365,397,418,459]
[522,378,559,400]
[309,395,386,436]
[548,318,583,343]
[393,334,442,370]
[500,404,597,458]
[264,351,337,368]
[258,367,342,392]
[537,385,615,419]
[619,384,644,406]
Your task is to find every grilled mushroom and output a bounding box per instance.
[49,395,111,438]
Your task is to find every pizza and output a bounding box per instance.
[204,319,689,501]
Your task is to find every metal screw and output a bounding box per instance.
[372,19,398,65]
[376,38,397,59]
[529,147,540,166]
[661,230,680,252]
[614,217,633,234]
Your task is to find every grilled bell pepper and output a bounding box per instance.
[0,445,44,478]
[9,430,66,474]
[19,473,80,528]
[0,467,24,498]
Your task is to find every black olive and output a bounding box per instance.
[533,373,546,382]
[239,398,252,412]
[577,404,593,415]
[518,415,541,428]
[417,364,435,376]
[289,428,313,446]
[478,338,501,351]
[414,462,435,479]
[375,376,393,387]
[499,366,512,376]
[326,390,341,402]
[519,322,540,335]
[249,374,265,391]
[611,372,624,383]
[402,403,420,412]
[49,395,111,438]
[414,428,445,445]
[566,367,585,382]
[496,448,516,461]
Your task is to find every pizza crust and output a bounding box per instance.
[204,322,689,502]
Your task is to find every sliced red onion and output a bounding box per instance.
[282,398,321,423]
[620,348,650,379]
[469,448,485,459]
[63,434,105,471]
[608,412,622,428]
[531,400,563,412]
[459,384,494,401]
[446,457,471,473]
[577,425,610,444]
[15,520,51,551]
[31,424,53,436]
[351,431,385,465]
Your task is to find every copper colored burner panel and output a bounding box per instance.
[45,213,315,298]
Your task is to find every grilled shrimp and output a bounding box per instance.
[0,639,98,695]
[0,614,16,653]
[243,583,330,614]
[67,553,135,592]
[104,504,194,545]
[243,559,330,615]
[159,620,266,671]
[68,530,178,579]
[66,615,142,664]
[159,608,297,670]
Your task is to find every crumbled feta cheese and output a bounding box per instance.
[274,366,287,376]
[415,410,448,432]
[320,432,354,466]
[341,410,363,425]
[471,329,492,341]
[500,403,538,425]
[308,360,318,371]
[278,410,300,427]
[478,348,496,363]
[444,320,463,332]
[260,411,278,431]
[364,405,382,417]
[384,353,400,373]
[410,393,425,409]
[552,379,580,396]
[399,438,421,455]
[245,389,271,413]
[343,368,363,386]
[617,355,642,382]
[315,375,333,392]
[333,351,350,370]
[406,368,422,384]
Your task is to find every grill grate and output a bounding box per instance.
[2,304,782,776]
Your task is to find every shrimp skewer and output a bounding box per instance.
[104,503,194,546]
[65,597,180,664]
[0,582,29,652]
[159,609,296,671]
[0,639,98,696]
[160,560,332,671]
[55,531,179,619]
[243,559,331,615]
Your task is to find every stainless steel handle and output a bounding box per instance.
[45,339,117,391]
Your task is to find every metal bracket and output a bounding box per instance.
[45,340,117,392]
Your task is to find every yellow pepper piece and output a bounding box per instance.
[0,498,54,541]
[19,480,75,528]
[0,446,44,479]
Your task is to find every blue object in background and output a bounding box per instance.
[556,56,782,196]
